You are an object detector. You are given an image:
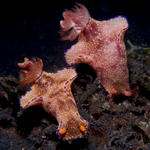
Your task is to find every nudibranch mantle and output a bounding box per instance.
[60,4,131,97]
[18,58,88,140]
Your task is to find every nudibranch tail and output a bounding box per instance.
[124,91,132,97]
[108,89,132,99]
[18,57,43,86]
[58,116,88,141]
[60,3,90,41]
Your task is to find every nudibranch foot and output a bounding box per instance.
[18,57,43,86]
[58,117,88,141]
[60,3,90,41]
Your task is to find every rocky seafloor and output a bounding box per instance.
[0,40,150,150]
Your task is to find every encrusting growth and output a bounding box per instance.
[18,57,88,140]
[60,3,132,97]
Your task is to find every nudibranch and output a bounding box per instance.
[18,57,88,140]
[60,4,132,97]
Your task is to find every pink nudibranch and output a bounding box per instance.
[18,57,88,140]
[60,3,132,97]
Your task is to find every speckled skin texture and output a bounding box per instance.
[60,4,131,96]
[18,58,88,140]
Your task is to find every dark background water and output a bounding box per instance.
[0,0,150,76]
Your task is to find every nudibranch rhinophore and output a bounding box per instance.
[18,57,88,140]
[60,3,132,97]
